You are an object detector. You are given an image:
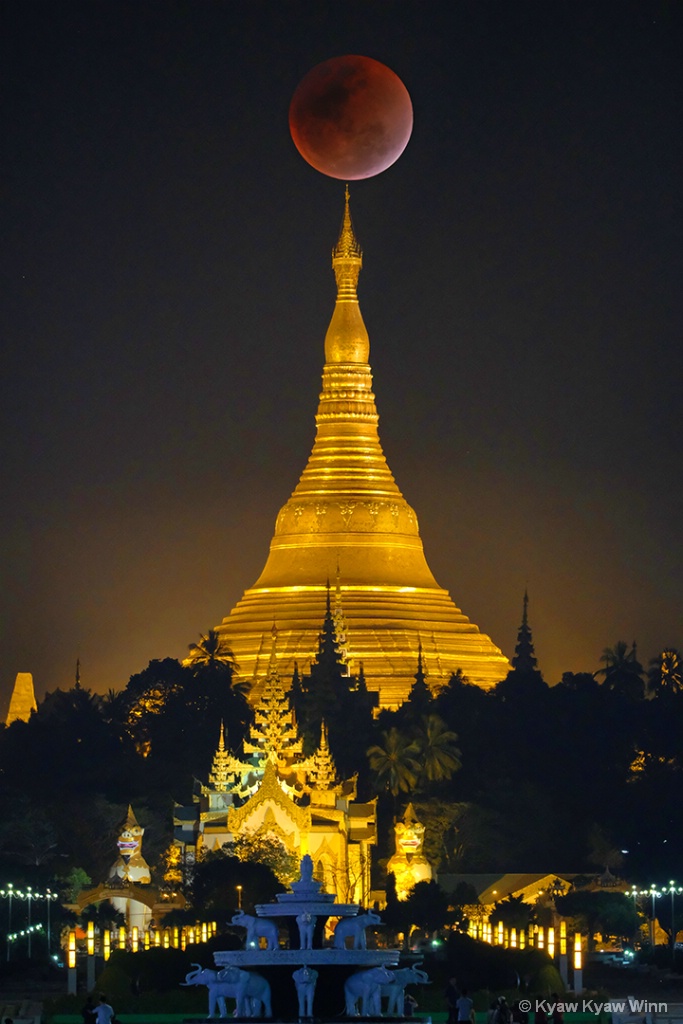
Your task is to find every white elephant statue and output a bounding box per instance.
[231,910,280,950]
[296,911,316,949]
[181,963,271,1017]
[344,966,395,1016]
[293,965,318,1017]
[333,911,382,950]
[217,967,272,1017]
[379,966,431,1015]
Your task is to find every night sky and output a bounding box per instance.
[2,1,681,707]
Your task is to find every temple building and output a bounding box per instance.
[173,659,377,904]
[216,190,509,708]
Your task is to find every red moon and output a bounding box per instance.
[289,55,413,180]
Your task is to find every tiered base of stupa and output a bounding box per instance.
[217,582,508,708]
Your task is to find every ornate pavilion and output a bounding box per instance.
[173,656,377,905]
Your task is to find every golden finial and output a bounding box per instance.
[325,186,369,363]
[332,184,362,262]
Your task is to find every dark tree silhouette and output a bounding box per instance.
[598,641,644,699]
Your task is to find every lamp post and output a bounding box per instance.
[667,881,683,963]
[67,930,77,995]
[0,884,14,961]
[559,920,568,986]
[46,890,57,955]
[26,887,33,958]
[641,886,662,947]
[236,885,243,909]
[573,933,583,995]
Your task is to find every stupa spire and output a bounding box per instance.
[208,722,231,789]
[325,185,368,365]
[307,720,338,791]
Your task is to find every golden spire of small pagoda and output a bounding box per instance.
[208,721,230,788]
[206,722,253,792]
[243,665,304,767]
[307,720,338,792]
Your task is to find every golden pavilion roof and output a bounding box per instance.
[216,191,509,707]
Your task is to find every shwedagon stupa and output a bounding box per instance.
[216,191,509,708]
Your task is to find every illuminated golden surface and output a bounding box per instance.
[217,192,509,706]
[5,672,37,726]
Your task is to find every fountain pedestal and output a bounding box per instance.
[211,855,403,1018]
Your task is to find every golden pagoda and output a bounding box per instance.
[217,190,509,707]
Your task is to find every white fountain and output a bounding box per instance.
[182,855,429,1019]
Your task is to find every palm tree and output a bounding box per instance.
[413,714,462,785]
[647,648,683,698]
[187,628,237,671]
[597,641,644,699]
[367,728,420,797]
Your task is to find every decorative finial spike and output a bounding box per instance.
[333,187,362,262]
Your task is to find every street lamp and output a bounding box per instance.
[667,881,683,963]
[640,886,662,947]
[26,887,33,958]
[236,885,243,909]
[46,890,58,955]
[1,884,13,962]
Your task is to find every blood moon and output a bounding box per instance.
[289,55,413,180]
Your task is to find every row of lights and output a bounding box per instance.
[0,884,59,901]
[470,920,583,969]
[66,921,218,967]
[7,923,44,944]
